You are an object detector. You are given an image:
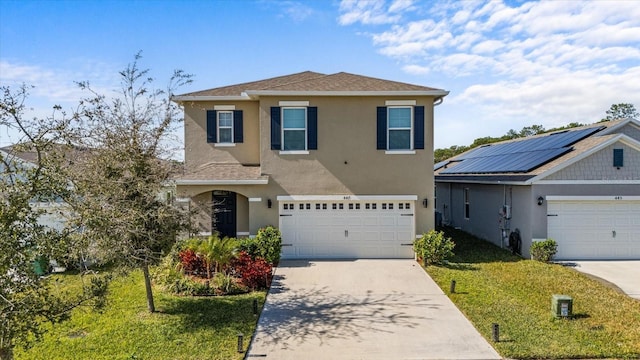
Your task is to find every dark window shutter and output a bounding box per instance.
[206,110,217,143]
[270,107,281,150]
[233,110,243,143]
[307,107,318,150]
[414,106,425,149]
[377,106,387,150]
[613,148,624,167]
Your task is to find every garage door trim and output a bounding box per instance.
[547,195,640,201]
[277,195,419,201]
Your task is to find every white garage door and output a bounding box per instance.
[278,196,416,259]
[547,197,640,260]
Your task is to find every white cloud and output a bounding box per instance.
[338,0,413,25]
[277,1,315,22]
[337,0,640,147]
[402,64,430,75]
[388,0,415,13]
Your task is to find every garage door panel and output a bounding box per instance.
[280,199,415,259]
[548,200,640,260]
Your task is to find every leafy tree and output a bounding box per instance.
[63,53,193,313]
[601,103,639,121]
[0,85,108,360]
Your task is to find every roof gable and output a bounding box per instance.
[531,134,640,183]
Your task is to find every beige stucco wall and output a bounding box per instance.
[545,142,640,180]
[178,95,438,236]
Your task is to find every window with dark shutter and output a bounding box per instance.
[414,106,425,149]
[377,107,387,150]
[271,107,281,150]
[613,148,624,168]
[206,110,217,143]
[233,110,243,143]
[307,106,318,150]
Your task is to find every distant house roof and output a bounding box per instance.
[173,71,449,101]
[435,118,640,184]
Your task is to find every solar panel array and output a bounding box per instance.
[434,160,450,171]
[439,126,604,174]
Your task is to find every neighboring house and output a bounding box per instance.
[0,145,67,231]
[172,71,449,259]
[434,118,640,260]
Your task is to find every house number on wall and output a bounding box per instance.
[614,196,623,200]
[343,196,351,200]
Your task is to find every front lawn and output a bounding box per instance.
[426,228,640,359]
[16,270,266,360]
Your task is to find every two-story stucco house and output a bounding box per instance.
[172,71,448,259]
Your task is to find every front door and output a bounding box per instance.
[212,191,236,238]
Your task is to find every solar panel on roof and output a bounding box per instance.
[434,160,450,171]
[439,126,603,174]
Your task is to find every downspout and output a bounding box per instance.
[434,96,444,106]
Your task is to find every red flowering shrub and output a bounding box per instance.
[231,251,273,289]
[178,249,207,276]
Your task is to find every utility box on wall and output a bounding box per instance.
[552,294,573,318]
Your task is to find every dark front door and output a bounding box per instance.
[212,190,236,238]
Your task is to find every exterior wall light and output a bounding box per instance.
[537,196,544,206]
[422,198,428,208]
[267,199,272,208]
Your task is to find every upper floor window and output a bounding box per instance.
[217,111,233,143]
[377,105,424,152]
[271,106,318,152]
[282,108,307,151]
[388,107,412,150]
[206,109,243,144]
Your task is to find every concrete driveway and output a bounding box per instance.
[564,260,640,300]
[246,259,501,360]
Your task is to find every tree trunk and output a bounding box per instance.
[141,263,155,313]
[0,346,13,360]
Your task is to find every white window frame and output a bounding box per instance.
[464,188,470,220]
[387,106,413,151]
[281,107,307,151]
[217,111,234,144]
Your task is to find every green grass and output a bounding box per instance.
[425,228,640,359]
[16,270,266,360]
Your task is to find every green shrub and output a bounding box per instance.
[530,238,558,262]
[238,226,282,265]
[413,230,455,265]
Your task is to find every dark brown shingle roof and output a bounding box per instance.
[174,162,268,183]
[177,71,445,97]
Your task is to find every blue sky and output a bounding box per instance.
[2,0,639,157]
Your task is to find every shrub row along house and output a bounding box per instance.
[171,71,449,259]
[434,118,640,260]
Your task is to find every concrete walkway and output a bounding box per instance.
[564,260,640,300]
[246,259,501,359]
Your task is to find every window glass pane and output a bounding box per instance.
[283,108,306,128]
[388,129,411,150]
[388,108,411,128]
[219,112,232,127]
[283,130,305,150]
[219,128,232,143]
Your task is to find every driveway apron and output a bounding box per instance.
[246,259,501,360]
[566,260,640,300]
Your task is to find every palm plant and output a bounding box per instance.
[196,235,238,278]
